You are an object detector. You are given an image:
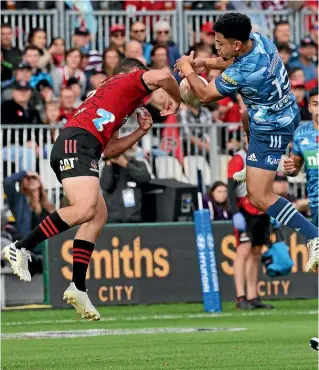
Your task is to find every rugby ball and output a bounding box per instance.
[179,76,208,108]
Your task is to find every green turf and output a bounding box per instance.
[2,300,318,370]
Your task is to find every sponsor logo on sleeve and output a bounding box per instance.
[221,72,237,86]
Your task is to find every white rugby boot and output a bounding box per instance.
[63,282,101,321]
[306,237,319,272]
[233,167,246,182]
[2,242,32,282]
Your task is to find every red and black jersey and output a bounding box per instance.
[64,70,152,151]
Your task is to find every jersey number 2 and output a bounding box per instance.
[93,109,115,132]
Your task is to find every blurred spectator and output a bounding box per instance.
[288,67,305,84]
[23,46,53,88]
[45,101,61,126]
[179,105,211,156]
[67,77,83,107]
[72,27,92,54]
[273,171,310,216]
[102,47,121,76]
[218,94,242,123]
[1,1,55,10]
[203,181,232,221]
[273,21,298,60]
[124,40,146,64]
[80,52,90,71]
[36,79,56,121]
[3,171,55,239]
[124,1,175,11]
[288,37,317,83]
[89,69,106,91]
[58,87,77,123]
[1,62,34,102]
[272,172,295,203]
[2,81,41,126]
[310,21,318,47]
[150,45,170,70]
[51,48,86,97]
[187,22,216,56]
[213,1,235,10]
[130,21,153,65]
[1,23,22,81]
[44,101,62,142]
[291,82,312,120]
[101,144,151,223]
[262,1,288,10]
[84,50,103,75]
[28,28,52,71]
[152,21,180,69]
[2,81,42,170]
[49,37,65,68]
[277,45,292,67]
[109,24,126,59]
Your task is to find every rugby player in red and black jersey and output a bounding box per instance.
[228,134,273,310]
[3,58,181,320]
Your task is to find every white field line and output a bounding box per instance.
[1,327,247,340]
[2,310,318,327]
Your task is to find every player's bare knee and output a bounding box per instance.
[74,205,96,224]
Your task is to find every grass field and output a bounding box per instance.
[2,299,318,370]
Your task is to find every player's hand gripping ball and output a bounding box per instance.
[179,76,208,108]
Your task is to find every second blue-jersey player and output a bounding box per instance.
[175,12,318,271]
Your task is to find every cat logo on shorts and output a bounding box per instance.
[60,158,76,171]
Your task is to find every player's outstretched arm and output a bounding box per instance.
[283,155,304,177]
[175,53,225,104]
[193,56,234,72]
[142,70,181,116]
[103,108,153,159]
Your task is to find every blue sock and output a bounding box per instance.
[267,197,318,240]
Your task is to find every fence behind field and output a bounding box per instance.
[1,123,307,211]
[0,10,58,50]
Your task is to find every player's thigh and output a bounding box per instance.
[246,166,275,197]
[62,176,100,208]
[89,192,108,227]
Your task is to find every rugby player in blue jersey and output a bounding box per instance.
[283,86,319,352]
[175,13,318,271]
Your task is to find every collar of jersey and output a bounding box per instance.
[235,34,256,63]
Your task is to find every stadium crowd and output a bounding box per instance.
[1,0,318,237]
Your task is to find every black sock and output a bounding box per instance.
[237,295,246,301]
[16,211,70,250]
[72,239,95,292]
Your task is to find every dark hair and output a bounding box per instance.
[1,23,11,29]
[151,45,168,57]
[288,67,304,77]
[213,13,251,42]
[274,20,290,29]
[65,48,81,58]
[113,57,148,74]
[28,27,46,45]
[309,86,318,99]
[102,47,121,61]
[23,45,41,55]
[209,181,229,210]
[49,37,65,48]
[277,44,292,54]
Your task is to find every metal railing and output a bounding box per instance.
[1,7,315,55]
[0,10,58,50]
[183,9,299,53]
[65,10,179,53]
[1,123,307,210]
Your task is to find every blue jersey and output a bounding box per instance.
[215,33,299,132]
[291,121,319,211]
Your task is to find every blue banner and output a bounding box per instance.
[194,209,222,312]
